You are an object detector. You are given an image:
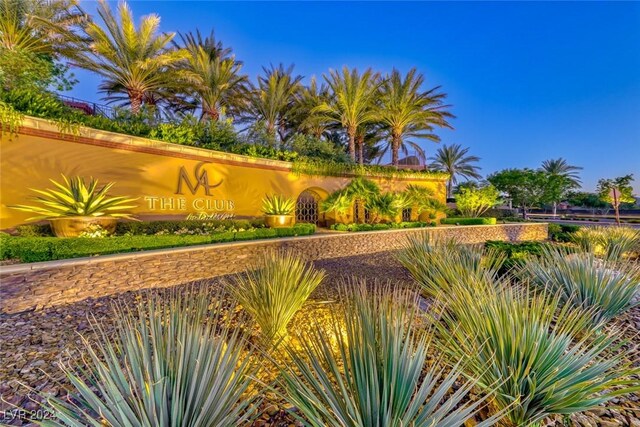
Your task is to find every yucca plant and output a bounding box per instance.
[39,286,261,426]
[10,175,137,220]
[229,250,325,346]
[524,246,640,325]
[261,194,295,215]
[397,233,504,298]
[280,280,502,427]
[437,281,640,427]
[572,225,640,260]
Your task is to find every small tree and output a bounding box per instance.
[455,184,500,218]
[487,168,548,218]
[597,174,635,225]
[566,191,609,215]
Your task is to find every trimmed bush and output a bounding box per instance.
[12,218,267,237]
[0,224,315,263]
[114,218,265,235]
[548,223,580,242]
[440,217,497,225]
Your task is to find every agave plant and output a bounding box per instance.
[397,233,505,298]
[572,226,640,260]
[524,246,640,325]
[10,175,137,220]
[437,281,640,427]
[229,250,325,346]
[40,286,261,426]
[261,194,295,215]
[280,280,501,427]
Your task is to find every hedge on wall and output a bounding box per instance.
[0,224,316,263]
[330,221,435,232]
[440,217,497,225]
[14,219,268,237]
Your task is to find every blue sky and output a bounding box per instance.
[72,1,640,193]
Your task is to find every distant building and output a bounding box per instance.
[386,155,427,170]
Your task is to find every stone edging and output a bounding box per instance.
[0,223,547,314]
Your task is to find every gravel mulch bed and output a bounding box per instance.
[0,251,638,426]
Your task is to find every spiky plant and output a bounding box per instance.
[524,246,640,325]
[39,287,261,426]
[572,226,640,260]
[397,233,504,298]
[261,194,295,215]
[10,175,137,220]
[230,251,325,346]
[280,280,502,427]
[437,281,640,427]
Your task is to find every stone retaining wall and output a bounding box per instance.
[0,223,547,314]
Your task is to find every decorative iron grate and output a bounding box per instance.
[296,190,320,224]
[402,208,412,222]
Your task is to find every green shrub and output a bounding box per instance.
[0,225,315,263]
[524,247,640,325]
[280,281,500,427]
[548,223,580,242]
[440,217,497,225]
[229,251,325,346]
[485,240,546,274]
[114,218,265,235]
[14,223,54,237]
[40,287,261,426]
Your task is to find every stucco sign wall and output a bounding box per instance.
[0,117,447,229]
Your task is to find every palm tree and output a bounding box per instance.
[0,0,86,57]
[541,158,583,215]
[176,30,249,121]
[377,68,453,166]
[429,144,482,198]
[314,66,380,162]
[541,158,582,186]
[74,0,186,113]
[293,76,331,138]
[242,63,302,143]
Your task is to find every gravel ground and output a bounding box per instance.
[0,251,638,426]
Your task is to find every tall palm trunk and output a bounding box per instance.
[391,132,402,166]
[204,105,220,121]
[128,90,143,114]
[447,179,453,199]
[356,134,364,165]
[347,126,356,162]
